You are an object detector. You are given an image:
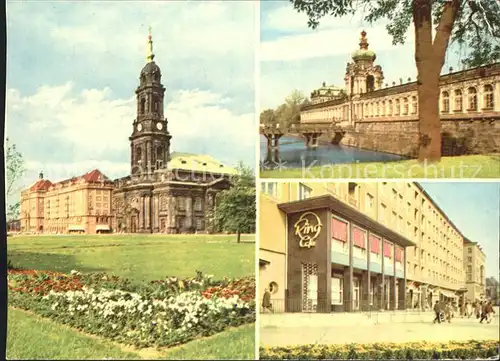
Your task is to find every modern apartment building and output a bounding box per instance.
[259,182,471,313]
[463,238,486,302]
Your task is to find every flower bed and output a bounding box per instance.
[260,341,500,360]
[8,269,255,348]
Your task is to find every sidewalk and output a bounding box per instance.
[260,313,500,346]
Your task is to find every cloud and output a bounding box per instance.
[6,1,255,113]
[261,5,415,62]
[259,4,464,110]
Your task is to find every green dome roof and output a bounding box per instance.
[352,49,376,61]
[352,30,376,62]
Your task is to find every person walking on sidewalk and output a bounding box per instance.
[433,300,443,324]
[445,302,453,323]
[480,301,495,324]
[475,301,482,319]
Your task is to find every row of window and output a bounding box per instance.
[303,83,496,121]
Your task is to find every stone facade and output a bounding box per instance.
[300,31,500,156]
[19,32,236,235]
[112,32,235,234]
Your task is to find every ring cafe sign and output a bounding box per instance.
[293,211,323,248]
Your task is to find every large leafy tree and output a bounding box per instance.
[290,0,500,162]
[5,137,26,220]
[213,162,256,243]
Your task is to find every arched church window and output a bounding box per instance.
[366,75,375,92]
[454,89,463,111]
[467,87,477,111]
[412,96,417,114]
[140,98,146,114]
[136,147,142,164]
[483,84,494,109]
[442,91,450,113]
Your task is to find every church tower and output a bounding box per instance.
[344,30,384,96]
[130,27,172,176]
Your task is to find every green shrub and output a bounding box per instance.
[260,341,500,360]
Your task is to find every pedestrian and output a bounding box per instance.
[475,301,482,319]
[479,301,489,323]
[445,302,453,323]
[433,300,442,324]
[482,301,496,324]
[262,288,273,313]
[466,302,473,318]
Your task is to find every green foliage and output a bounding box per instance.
[212,162,256,237]
[290,0,500,67]
[260,340,500,360]
[7,202,20,221]
[5,137,26,218]
[260,109,277,126]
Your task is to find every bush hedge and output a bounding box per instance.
[260,340,499,360]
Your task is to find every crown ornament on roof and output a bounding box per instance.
[359,30,369,49]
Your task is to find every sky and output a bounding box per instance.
[260,0,467,110]
[420,182,500,279]
[5,1,256,196]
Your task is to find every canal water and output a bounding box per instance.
[260,135,407,169]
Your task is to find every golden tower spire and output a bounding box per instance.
[146,25,155,62]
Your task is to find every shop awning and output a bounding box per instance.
[277,195,416,248]
[96,225,110,231]
[440,290,457,298]
[68,225,85,231]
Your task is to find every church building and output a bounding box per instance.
[20,30,237,234]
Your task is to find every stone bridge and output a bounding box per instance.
[260,123,346,150]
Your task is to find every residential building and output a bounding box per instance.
[259,182,471,313]
[464,238,486,302]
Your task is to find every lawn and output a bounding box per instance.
[260,154,500,179]
[7,234,255,281]
[7,234,256,360]
[7,307,255,360]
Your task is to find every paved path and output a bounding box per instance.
[260,315,500,346]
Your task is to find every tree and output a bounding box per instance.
[290,0,500,162]
[5,137,26,220]
[213,162,256,243]
[260,109,277,126]
[262,90,311,129]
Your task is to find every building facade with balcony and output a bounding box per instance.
[259,182,472,313]
[463,238,486,302]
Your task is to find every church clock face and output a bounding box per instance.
[137,124,143,132]
[156,122,163,130]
